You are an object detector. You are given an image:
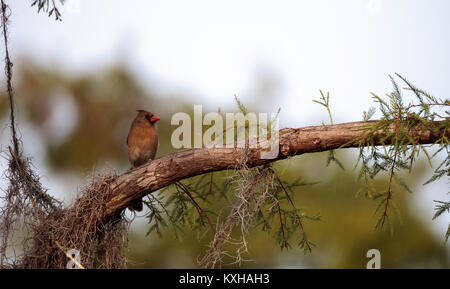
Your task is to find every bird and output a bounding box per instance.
[126,109,160,211]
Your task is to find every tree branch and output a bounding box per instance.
[104,120,448,220]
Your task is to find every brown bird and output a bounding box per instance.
[126,109,160,211]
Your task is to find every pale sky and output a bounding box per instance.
[3,0,449,240]
[9,1,450,124]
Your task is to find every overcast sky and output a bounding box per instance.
[9,0,450,124]
[3,0,450,238]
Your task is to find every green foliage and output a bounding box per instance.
[232,94,281,143]
[433,201,450,221]
[261,171,320,253]
[144,165,320,261]
[313,90,345,170]
[31,0,63,21]
[432,201,450,243]
[313,90,333,125]
[424,148,449,185]
[327,149,345,170]
[144,176,221,242]
[363,107,376,121]
[234,94,249,115]
[144,195,169,238]
[352,74,449,238]
[212,93,320,257]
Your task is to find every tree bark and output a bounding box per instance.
[105,120,448,219]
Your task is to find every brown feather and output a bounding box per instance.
[126,110,159,211]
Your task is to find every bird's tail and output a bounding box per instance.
[128,198,143,212]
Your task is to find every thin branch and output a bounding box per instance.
[273,193,287,248]
[272,169,311,252]
[175,182,216,235]
[381,108,401,228]
[1,0,19,155]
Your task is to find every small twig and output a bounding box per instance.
[272,192,286,244]
[258,205,269,230]
[175,182,216,235]
[381,107,402,228]
[404,102,450,111]
[1,0,19,155]
[272,169,312,252]
[209,172,214,195]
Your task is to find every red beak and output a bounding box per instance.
[150,115,160,122]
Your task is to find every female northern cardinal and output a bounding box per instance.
[126,109,160,211]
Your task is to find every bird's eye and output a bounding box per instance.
[145,114,152,123]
